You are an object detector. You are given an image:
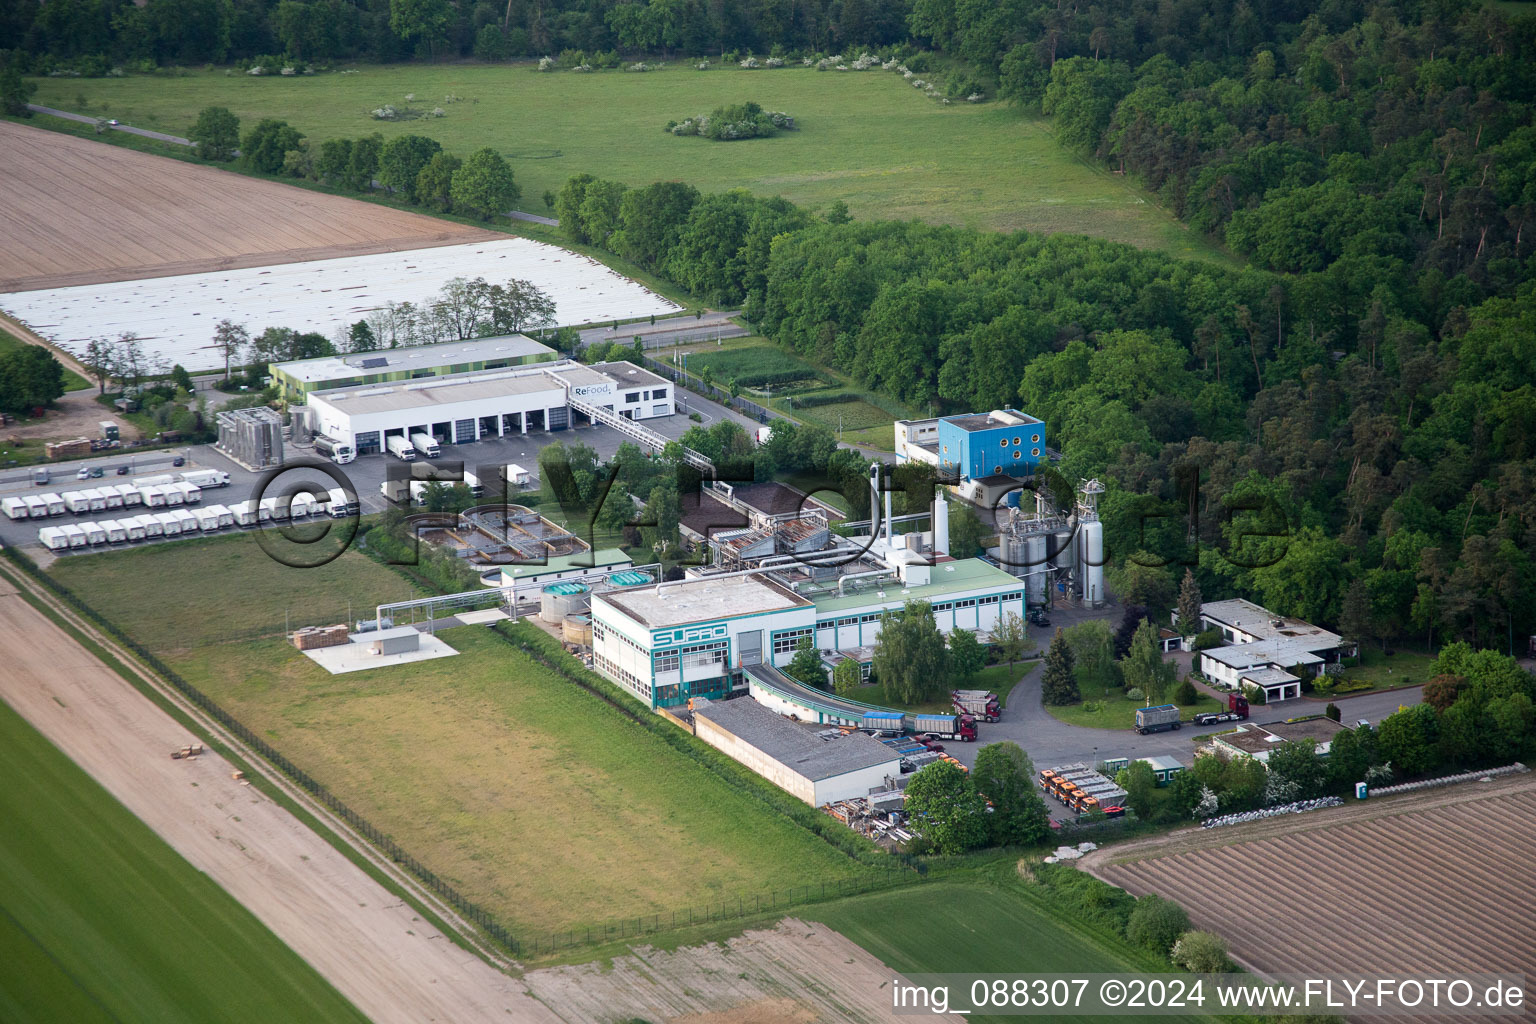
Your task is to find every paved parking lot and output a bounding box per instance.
[0,410,726,555]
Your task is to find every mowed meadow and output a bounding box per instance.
[31,64,1224,260]
[47,535,884,939]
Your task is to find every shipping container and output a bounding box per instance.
[229,500,258,527]
[194,506,222,532]
[122,517,147,542]
[41,493,67,516]
[61,524,87,548]
[171,508,199,533]
[160,484,185,506]
[139,485,167,508]
[2,497,29,520]
[81,522,108,545]
[82,488,108,512]
[63,491,91,514]
[38,525,70,551]
[138,514,164,538]
[155,512,182,536]
[100,487,124,509]
[206,503,234,529]
[101,519,128,544]
[114,483,143,506]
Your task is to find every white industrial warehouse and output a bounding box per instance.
[0,237,682,372]
[689,696,902,806]
[305,359,674,453]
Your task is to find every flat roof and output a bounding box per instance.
[593,360,669,389]
[943,410,1042,432]
[310,367,564,415]
[1201,598,1342,647]
[273,335,554,383]
[542,362,613,387]
[596,572,810,630]
[807,557,1021,615]
[1204,641,1325,670]
[692,697,900,782]
[1241,666,1300,686]
[1218,718,1345,754]
[1139,755,1186,772]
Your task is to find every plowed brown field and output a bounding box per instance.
[1092,775,1536,1023]
[0,120,501,292]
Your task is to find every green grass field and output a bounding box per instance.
[0,700,369,1024]
[49,536,878,937]
[30,64,1227,259]
[49,536,418,651]
[1319,647,1436,695]
[0,327,93,392]
[1043,677,1222,731]
[807,881,1210,1024]
[668,341,827,388]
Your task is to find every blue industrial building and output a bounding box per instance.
[935,410,1046,480]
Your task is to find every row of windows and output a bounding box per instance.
[595,653,650,699]
[998,434,1043,447]
[772,627,814,655]
[655,640,728,672]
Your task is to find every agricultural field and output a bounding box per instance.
[48,537,879,938]
[28,65,1227,260]
[3,235,680,372]
[0,120,496,293]
[0,700,368,1024]
[1095,775,1536,1011]
[807,882,1212,1024]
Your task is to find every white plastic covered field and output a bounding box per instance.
[0,237,681,372]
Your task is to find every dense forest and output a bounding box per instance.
[554,166,1536,652]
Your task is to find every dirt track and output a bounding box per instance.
[0,564,921,1023]
[0,121,501,293]
[0,569,561,1024]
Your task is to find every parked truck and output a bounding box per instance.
[41,493,66,516]
[63,491,91,514]
[387,435,416,461]
[179,469,230,489]
[4,497,31,520]
[313,435,356,465]
[325,487,359,518]
[1134,703,1183,735]
[132,474,176,489]
[912,713,979,742]
[952,689,1001,722]
[410,431,441,458]
[1193,694,1251,726]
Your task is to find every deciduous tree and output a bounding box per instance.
[451,148,519,221]
[189,105,239,161]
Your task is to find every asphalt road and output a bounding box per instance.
[27,104,191,145]
[579,311,747,350]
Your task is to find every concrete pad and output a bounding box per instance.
[304,630,459,675]
[456,608,510,625]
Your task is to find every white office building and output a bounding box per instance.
[305,359,673,455]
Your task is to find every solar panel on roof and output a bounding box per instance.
[359,356,389,368]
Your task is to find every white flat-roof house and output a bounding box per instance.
[1195,598,1355,703]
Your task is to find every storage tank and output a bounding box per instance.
[1024,533,1049,606]
[563,614,593,645]
[931,498,950,556]
[1077,519,1105,608]
[540,582,591,624]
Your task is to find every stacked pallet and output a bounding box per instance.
[45,437,93,457]
[291,623,350,650]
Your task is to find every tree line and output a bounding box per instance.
[0,342,66,416]
[188,108,521,222]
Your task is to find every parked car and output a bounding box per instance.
[1029,609,1051,627]
[115,465,130,475]
[76,466,92,480]
[172,456,186,467]
[88,467,104,478]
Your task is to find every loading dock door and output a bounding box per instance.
[354,431,382,454]
[454,419,477,443]
[738,629,762,667]
[547,407,569,431]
